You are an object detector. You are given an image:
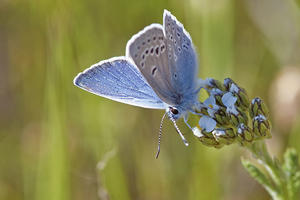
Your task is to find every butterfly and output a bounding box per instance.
[74,10,200,158]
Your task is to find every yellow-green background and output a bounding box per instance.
[1,0,300,199]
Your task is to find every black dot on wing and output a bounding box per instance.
[151,66,157,75]
[153,36,156,40]
[183,44,188,50]
[155,46,160,55]
[160,44,165,52]
[150,47,154,54]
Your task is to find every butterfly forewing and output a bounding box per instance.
[74,57,165,109]
[126,24,178,105]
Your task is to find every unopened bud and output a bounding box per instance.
[237,123,254,145]
[252,115,271,138]
[206,78,226,91]
[192,127,223,148]
[250,97,269,118]
[224,78,235,91]
[228,107,249,127]
[235,89,250,111]
[212,128,236,145]
[214,107,230,126]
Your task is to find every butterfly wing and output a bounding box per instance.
[126,24,178,105]
[126,10,198,107]
[74,57,165,109]
[163,10,198,93]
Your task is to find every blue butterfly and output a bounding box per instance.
[74,10,200,157]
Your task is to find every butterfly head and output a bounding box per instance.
[167,106,183,120]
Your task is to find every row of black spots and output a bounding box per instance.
[183,36,191,47]
[176,27,182,38]
[171,23,175,31]
[167,30,173,41]
[141,48,149,61]
[166,17,171,27]
[146,32,162,44]
[182,43,189,51]
[136,35,148,53]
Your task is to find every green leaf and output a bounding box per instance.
[241,158,278,199]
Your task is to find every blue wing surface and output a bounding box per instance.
[163,10,198,94]
[74,57,165,109]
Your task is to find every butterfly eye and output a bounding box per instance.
[170,107,179,115]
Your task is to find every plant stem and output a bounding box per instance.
[246,141,288,200]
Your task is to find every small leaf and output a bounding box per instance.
[241,158,274,191]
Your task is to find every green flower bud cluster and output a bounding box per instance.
[193,78,272,148]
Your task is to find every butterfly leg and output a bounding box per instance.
[184,115,193,130]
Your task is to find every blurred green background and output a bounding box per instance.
[1,0,300,199]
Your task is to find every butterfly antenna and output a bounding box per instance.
[170,116,189,146]
[155,112,167,159]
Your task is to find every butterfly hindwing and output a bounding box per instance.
[163,10,198,94]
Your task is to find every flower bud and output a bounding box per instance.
[210,88,224,106]
[228,107,249,127]
[250,97,269,118]
[206,78,226,91]
[212,128,236,145]
[214,107,230,126]
[224,78,235,91]
[192,127,223,148]
[235,89,250,111]
[252,115,271,138]
[237,123,254,144]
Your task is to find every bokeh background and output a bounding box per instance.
[1,0,300,199]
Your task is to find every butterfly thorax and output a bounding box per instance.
[166,90,199,120]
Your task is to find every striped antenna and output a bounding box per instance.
[155,112,167,159]
[169,115,189,146]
